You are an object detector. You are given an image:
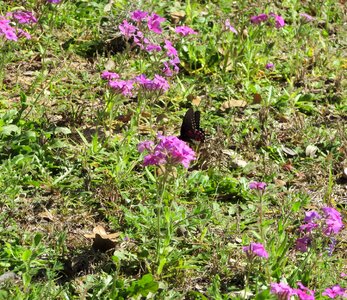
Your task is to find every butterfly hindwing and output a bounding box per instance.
[179,108,205,143]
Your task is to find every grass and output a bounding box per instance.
[0,0,346,299]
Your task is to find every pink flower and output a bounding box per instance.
[144,39,162,52]
[250,14,268,24]
[270,282,296,300]
[300,13,314,22]
[322,285,347,298]
[12,11,37,24]
[0,18,18,41]
[322,207,344,236]
[270,13,285,28]
[101,71,120,80]
[136,74,169,92]
[242,243,269,259]
[304,211,321,223]
[265,63,274,69]
[164,40,178,57]
[299,223,318,233]
[47,0,62,3]
[17,28,31,39]
[108,79,134,96]
[130,10,148,22]
[139,135,196,168]
[295,282,315,300]
[119,20,137,38]
[175,25,197,36]
[153,74,169,91]
[147,13,165,34]
[224,19,238,34]
[138,140,154,153]
[295,236,311,252]
[249,181,267,191]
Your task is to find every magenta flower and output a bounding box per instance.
[0,18,18,41]
[139,135,196,168]
[265,63,274,69]
[101,71,120,80]
[145,42,162,52]
[299,223,318,233]
[304,211,321,223]
[322,285,347,298]
[224,19,238,34]
[130,10,148,22]
[272,14,285,28]
[300,13,314,22]
[164,40,178,57]
[147,13,165,34]
[138,140,154,153]
[47,0,62,3]
[295,282,315,300]
[295,236,311,252]
[136,74,169,92]
[17,28,31,39]
[249,181,267,191]
[175,25,197,36]
[250,14,269,24]
[119,20,137,38]
[322,207,344,236]
[242,242,269,259]
[108,79,135,96]
[153,75,169,91]
[12,11,37,24]
[270,282,296,300]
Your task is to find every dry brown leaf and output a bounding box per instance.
[187,94,202,106]
[104,59,115,71]
[85,225,121,252]
[170,11,185,24]
[253,93,262,104]
[38,210,55,222]
[220,99,247,111]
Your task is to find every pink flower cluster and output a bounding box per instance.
[249,181,267,191]
[118,11,198,79]
[243,242,268,259]
[101,71,169,97]
[296,207,344,253]
[271,282,347,299]
[0,11,36,41]
[250,13,285,28]
[322,285,347,298]
[138,135,196,168]
[270,282,315,300]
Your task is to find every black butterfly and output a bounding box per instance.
[179,108,205,143]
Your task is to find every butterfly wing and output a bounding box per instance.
[179,108,205,143]
[180,108,195,142]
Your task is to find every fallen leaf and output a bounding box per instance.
[170,11,185,24]
[253,93,262,104]
[282,145,297,156]
[282,162,294,172]
[187,94,201,106]
[306,145,318,157]
[38,210,55,222]
[104,58,115,70]
[85,225,121,252]
[220,99,247,111]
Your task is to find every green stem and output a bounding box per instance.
[259,192,264,242]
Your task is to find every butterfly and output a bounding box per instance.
[178,108,205,143]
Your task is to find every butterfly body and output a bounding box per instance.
[179,108,205,143]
